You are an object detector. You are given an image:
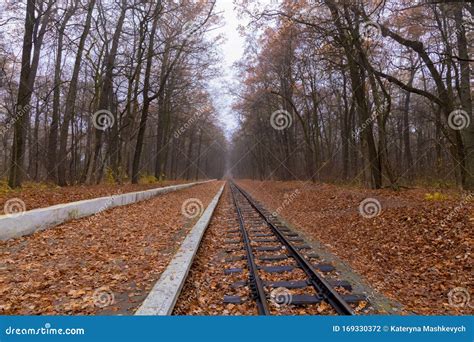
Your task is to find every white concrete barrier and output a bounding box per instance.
[0,180,215,241]
[135,183,225,316]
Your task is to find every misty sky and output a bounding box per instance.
[210,0,246,137]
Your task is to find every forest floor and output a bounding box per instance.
[0,181,222,315]
[237,180,473,315]
[0,180,193,213]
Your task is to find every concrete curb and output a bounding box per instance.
[135,183,225,316]
[0,180,215,241]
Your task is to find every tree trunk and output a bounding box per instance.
[402,67,416,178]
[47,4,75,182]
[58,0,96,186]
[88,0,128,184]
[455,4,474,190]
[8,0,36,188]
[132,3,161,184]
[195,128,203,180]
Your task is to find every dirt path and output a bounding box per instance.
[0,181,222,315]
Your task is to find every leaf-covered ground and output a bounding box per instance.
[237,180,473,315]
[0,181,222,315]
[0,180,192,213]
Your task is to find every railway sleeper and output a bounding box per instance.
[288,237,304,242]
[231,280,248,288]
[295,244,312,250]
[258,254,289,261]
[248,230,268,234]
[264,280,309,289]
[306,253,320,259]
[225,247,244,252]
[263,279,352,291]
[224,240,241,244]
[225,255,247,262]
[257,263,335,273]
[258,265,295,273]
[276,294,366,305]
[223,294,365,306]
[226,229,240,233]
[224,267,243,274]
[223,295,243,304]
[327,279,353,291]
[253,238,278,243]
[255,246,282,252]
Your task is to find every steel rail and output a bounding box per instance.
[231,181,354,315]
[229,183,270,315]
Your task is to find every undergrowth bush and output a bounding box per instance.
[0,178,11,195]
[139,174,158,184]
[424,192,449,201]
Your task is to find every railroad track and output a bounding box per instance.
[223,181,367,315]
